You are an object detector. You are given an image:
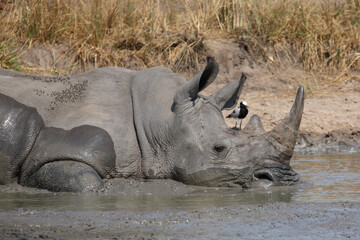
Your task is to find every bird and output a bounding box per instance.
[226,101,249,130]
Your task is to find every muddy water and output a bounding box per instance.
[291,152,360,202]
[0,152,359,212]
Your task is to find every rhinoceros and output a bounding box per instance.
[0,58,304,192]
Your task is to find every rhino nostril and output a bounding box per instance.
[253,170,276,182]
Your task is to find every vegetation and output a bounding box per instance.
[0,36,21,71]
[0,0,359,82]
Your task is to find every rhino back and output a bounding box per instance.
[0,67,141,177]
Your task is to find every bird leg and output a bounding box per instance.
[239,119,243,130]
[234,119,239,129]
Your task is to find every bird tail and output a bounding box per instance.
[226,114,231,118]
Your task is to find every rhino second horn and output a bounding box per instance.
[242,115,265,134]
[266,86,305,164]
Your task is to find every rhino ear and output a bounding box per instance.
[174,57,218,104]
[210,73,247,110]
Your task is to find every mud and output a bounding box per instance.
[1,202,359,239]
[2,151,360,240]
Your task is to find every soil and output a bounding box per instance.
[202,40,360,150]
[1,202,359,239]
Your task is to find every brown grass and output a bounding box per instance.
[0,0,359,83]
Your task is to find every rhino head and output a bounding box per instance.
[165,58,303,188]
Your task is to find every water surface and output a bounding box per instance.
[291,152,360,202]
[0,151,359,211]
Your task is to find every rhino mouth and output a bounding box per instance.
[179,164,299,188]
[252,163,300,187]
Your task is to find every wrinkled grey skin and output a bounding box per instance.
[0,58,304,192]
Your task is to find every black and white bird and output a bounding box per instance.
[226,101,249,130]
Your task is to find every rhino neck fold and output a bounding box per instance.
[130,69,179,179]
[132,107,174,179]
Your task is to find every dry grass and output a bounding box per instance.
[0,35,21,71]
[0,0,207,75]
[0,0,359,83]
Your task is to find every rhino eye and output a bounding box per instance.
[214,145,225,153]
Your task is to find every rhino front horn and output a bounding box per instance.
[266,86,304,164]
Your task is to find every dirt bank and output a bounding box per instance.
[226,90,360,150]
[1,202,359,239]
[199,40,360,150]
